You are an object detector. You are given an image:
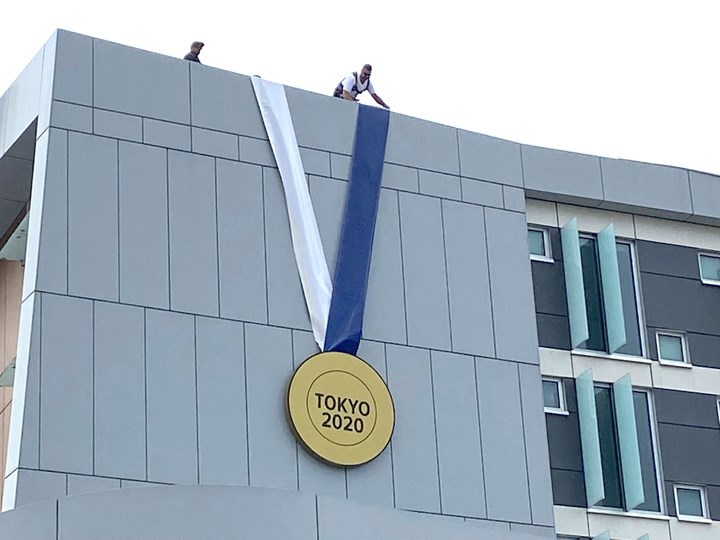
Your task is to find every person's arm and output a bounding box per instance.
[371,93,389,109]
[342,90,357,101]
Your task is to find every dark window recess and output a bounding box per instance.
[594,386,661,512]
[577,238,643,356]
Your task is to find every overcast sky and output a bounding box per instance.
[2,1,718,175]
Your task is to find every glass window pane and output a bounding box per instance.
[579,238,607,352]
[700,255,720,282]
[543,380,561,409]
[529,230,546,257]
[594,386,623,508]
[658,334,684,362]
[633,391,661,512]
[615,243,642,356]
[677,488,704,517]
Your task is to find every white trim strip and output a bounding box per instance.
[251,77,332,349]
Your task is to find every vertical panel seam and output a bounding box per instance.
[91,300,96,476]
[65,131,70,295]
[193,316,200,485]
[37,293,43,469]
[143,308,148,481]
[91,38,95,113]
[291,330,300,491]
[428,352,443,514]
[116,140,120,302]
[473,356,489,518]
[385,344,397,508]
[516,364,535,523]
[262,169,270,324]
[315,494,320,540]
[166,150,172,310]
[686,170,695,217]
[243,323,251,486]
[396,193,409,344]
[439,200,454,352]
[599,157,606,201]
[188,62,193,145]
[214,159,221,316]
[482,208,498,357]
[455,129,464,200]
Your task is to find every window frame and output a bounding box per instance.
[655,330,691,367]
[572,235,647,359]
[528,226,554,263]
[542,377,568,415]
[591,384,664,515]
[673,484,710,522]
[698,252,720,286]
[641,389,666,515]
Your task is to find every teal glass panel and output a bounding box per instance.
[699,254,720,281]
[579,237,606,352]
[613,375,644,510]
[636,535,650,540]
[528,229,546,256]
[633,391,660,512]
[561,219,589,348]
[658,334,684,362]
[677,487,703,516]
[597,225,626,353]
[595,386,623,508]
[592,531,610,540]
[575,370,604,506]
[615,243,642,356]
[542,380,561,408]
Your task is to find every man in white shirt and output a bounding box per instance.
[333,64,389,109]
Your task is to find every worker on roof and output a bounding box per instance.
[333,64,389,109]
[184,41,204,63]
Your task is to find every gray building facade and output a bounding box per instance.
[0,30,718,539]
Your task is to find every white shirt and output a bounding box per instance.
[341,73,375,98]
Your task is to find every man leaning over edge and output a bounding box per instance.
[333,64,389,109]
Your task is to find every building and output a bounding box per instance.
[0,30,718,539]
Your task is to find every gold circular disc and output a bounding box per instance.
[287,351,395,467]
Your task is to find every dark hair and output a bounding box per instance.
[362,64,372,71]
[191,41,205,49]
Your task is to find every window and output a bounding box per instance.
[561,219,645,357]
[674,484,709,520]
[577,237,644,356]
[656,331,689,365]
[699,253,720,285]
[528,227,553,262]
[593,386,661,512]
[542,378,567,414]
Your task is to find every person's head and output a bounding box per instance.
[360,64,372,82]
[191,41,204,55]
